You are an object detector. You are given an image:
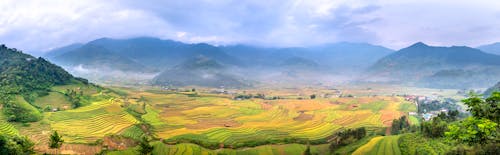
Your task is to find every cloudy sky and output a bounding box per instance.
[1,0,500,54]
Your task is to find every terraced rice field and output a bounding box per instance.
[352,135,401,155]
[3,85,416,154]
[109,142,331,155]
[127,90,414,145]
[0,120,19,135]
[48,98,138,142]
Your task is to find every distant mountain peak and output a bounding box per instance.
[478,42,500,55]
[409,42,429,48]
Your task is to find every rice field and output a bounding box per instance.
[0,85,419,154]
[352,135,401,155]
[48,96,139,143]
[127,90,415,146]
[108,142,331,155]
[0,120,19,135]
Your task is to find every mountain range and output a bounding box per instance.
[45,37,500,89]
[485,82,500,96]
[477,42,500,55]
[151,56,247,88]
[369,42,500,88]
[45,37,395,87]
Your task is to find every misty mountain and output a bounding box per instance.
[306,42,394,70]
[84,37,243,68]
[484,82,500,96]
[369,42,500,88]
[371,42,500,73]
[152,56,247,88]
[45,43,83,58]
[222,42,394,71]
[47,37,395,72]
[418,69,500,88]
[279,56,319,69]
[477,42,500,55]
[52,44,153,72]
[45,37,397,87]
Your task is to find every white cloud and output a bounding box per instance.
[0,0,499,53]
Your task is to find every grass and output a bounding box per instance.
[359,101,388,113]
[14,95,43,121]
[409,116,420,126]
[398,133,452,155]
[142,105,168,129]
[352,135,401,155]
[398,101,417,112]
[333,135,378,154]
[33,92,71,110]
[120,125,146,140]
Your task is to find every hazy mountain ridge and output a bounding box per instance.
[368,42,500,88]
[45,37,500,89]
[152,56,248,88]
[372,42,500,72]
[477,42,500,55]
[79,37,243,68]
[484,82,500,96]
[418,69,500,88]
[52,44,153,73]
[44,43,83,58]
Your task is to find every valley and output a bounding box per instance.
[1,38,497,154]
[1,68,468,155]
[2,1,500,154]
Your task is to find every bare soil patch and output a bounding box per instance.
[185,118,242,129]
[293,112,314,121]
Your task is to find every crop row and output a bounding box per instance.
[0,121,19,135]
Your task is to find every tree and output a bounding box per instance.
[0,134,34,155]
[391,116,410,135]
[49,131,64,154]
[421,117,448,138]
[445,117,497,145]
[445,91,499,146]
[138,136,154,155]
[310,94,316,99]
[462,92,500,123]
[303,144,312,155]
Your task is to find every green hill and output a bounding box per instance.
[0,44,88,122]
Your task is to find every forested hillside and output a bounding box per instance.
[0,44,87,122]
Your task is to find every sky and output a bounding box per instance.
[1,0,500,54]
